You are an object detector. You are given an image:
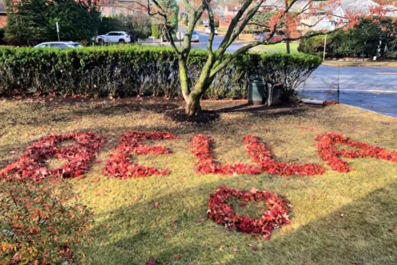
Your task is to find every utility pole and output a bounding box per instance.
[323,34,327,61]
[56,22,60,41]
[284,0,290,54]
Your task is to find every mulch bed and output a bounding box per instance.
[3,95,315,124]
[164,109,220,124]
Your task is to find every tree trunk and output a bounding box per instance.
[185,95,202,116]
[182,57,216,116]
[178,56,190,101]
[184,77,214,116]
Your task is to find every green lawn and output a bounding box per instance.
[1,99,397,264]
[252,42,300,54]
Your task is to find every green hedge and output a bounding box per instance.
[0,46,321,99]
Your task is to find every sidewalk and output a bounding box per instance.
[322,60,397,68]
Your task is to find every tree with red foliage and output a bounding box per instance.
[96,0,392,116]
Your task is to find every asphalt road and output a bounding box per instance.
[299,66,397,118]
[178,28,397,118]
[179,27,250,53]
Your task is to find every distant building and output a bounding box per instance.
[258,0,308,12]
[101,0,145,17]
[0,0,6,28]
[301,0,397,32]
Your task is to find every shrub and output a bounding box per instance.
[0,28,6,45]
[98,17,124,35]
[0,46,321,100]
[151,24,161,39]
[298,34,332,56]
[299,18,397,59]
[0,178,92,264]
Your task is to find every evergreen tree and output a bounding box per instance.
[5,0,100,45]
[5,0,48,45]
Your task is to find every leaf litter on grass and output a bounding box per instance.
[1,99,397,264]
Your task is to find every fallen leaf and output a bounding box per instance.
[250,187,258,194]
[146,259,156,265]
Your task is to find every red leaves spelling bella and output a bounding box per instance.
[0,133,104,182]
[4,131,395,182]
[191,135,324,177]
[207,186,291,240]
[191,135,261,175]
[104,132,177,179]
[243,135,325,176]
[316,132,397,173]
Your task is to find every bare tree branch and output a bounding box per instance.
[217,0,257,52]
[147,0,181,54]
[203,0,216,53]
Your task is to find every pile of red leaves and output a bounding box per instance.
[191,135,261,175]
[243,135,325,176]
[207,186,291,240]
[0,133,104,182]
[104,132,177,179]
[316,132,397,173]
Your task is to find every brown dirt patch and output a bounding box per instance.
[164,109,220,124]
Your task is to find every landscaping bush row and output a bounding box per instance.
[0,46,321,99]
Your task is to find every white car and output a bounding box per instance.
[204,28,219,35]
[192,31,200,42]
[34,41,83,49]
[96,31,131,44]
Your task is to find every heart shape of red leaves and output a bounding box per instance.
[207,186,291,240]
[104,132,177,179]
[0,133,104,182]
[316,132,397,173]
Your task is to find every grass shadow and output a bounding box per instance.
[86,179,397,265]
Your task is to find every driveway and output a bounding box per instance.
[299,66,397,118]
[178,27,249,53]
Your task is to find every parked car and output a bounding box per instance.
[95,31,131,44]
[34,41,83,49]
[204,28,219,35]
[192,31,200,42]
